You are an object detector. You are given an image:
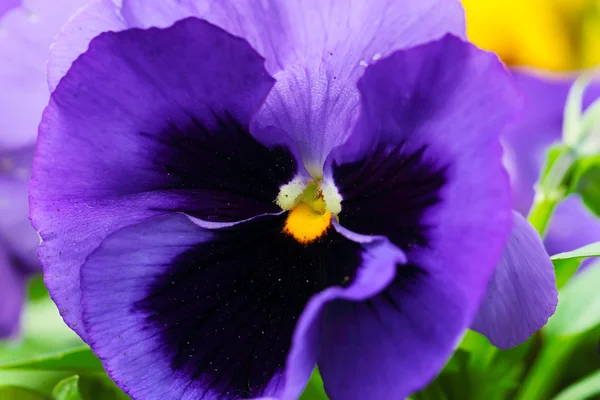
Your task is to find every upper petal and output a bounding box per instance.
[49,0,466,171]
[0,0,90,149]
[472,211,558,349]
[80,213,404,400]
[31,18,296,338]
[321,35,518,397]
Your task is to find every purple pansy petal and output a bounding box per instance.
[31,18,297,337]
[49,0,466,172]
[0,244,26,338]
[81,213,404,400]
[472,211,557,349]
[47,0,128,91]
[323,35,516,393]
[545,196,600,256]
[0,0,20,17]
[0,0,90,149]
[0,146,39,272]
[250,0,468,172]
[504,69,600,254]
[318,265,465,399]
[503,70,600,214]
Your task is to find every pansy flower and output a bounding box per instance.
[31,1,556,398]
[462,0,600,258]
[501,70,600,257]
[0,0,91,337]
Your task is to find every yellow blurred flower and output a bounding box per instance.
[463,0,600,71]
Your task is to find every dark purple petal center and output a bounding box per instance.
[140,110,298,222]
[133,214,363,398]
[333,142,447,250]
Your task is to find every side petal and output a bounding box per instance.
[321,35,518,396]
[31,18,296,338]
[0,0,90,149]
[472,211,558,349]
[80,213,404,400]
[49,0,466,172]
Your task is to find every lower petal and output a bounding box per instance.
[472,211,558,349]
[80,213,404,400]
[318,264,469,399]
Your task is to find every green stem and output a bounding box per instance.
[527,149,577,237]
[515,337,576,400]
[527,197,560,237]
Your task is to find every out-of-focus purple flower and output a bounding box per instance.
[30,1,556,398]
[502,69,600,256]
[0,0,91,337]
[0,146,34,337]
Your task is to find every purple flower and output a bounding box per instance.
[0,146,34,337]
[502,69,600,256]
[0,0,89,337]
[30,1,557,398]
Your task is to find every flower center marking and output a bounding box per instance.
[276,179,342,244]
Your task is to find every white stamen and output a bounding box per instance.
[321,180,343,215]
[275,176,308,210]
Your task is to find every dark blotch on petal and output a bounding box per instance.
[143,111,297,222]
[136,214,362,399]
[333,142,447,250]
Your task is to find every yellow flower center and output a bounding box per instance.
[284,202,332,244]
[276,179,341,244]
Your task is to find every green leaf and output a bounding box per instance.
[553,370,600,400]
[551,241,600,261]
[0,295,84,367]
[569,155,600,217]
[0,347,103,372]
[0,386,49,400]
[299,369,328,400]
[0,371,74,396]
[78,375,130,400]
[553,258,583,290]
[415,332,524,400]
[545,260,600,336]
[52,376,82,400]
[27,275,50,302]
